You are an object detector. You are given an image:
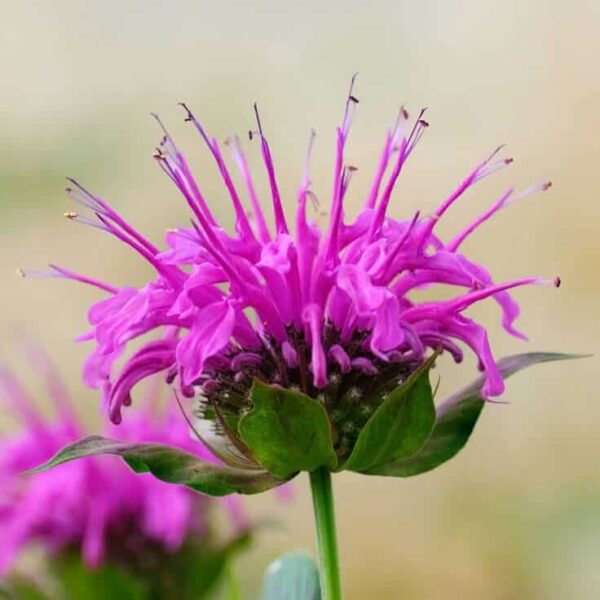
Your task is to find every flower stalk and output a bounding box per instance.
[309,467,342,600]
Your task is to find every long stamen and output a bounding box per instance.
[179,103,257,241]
[63,211,106,231]
[296,130,318,303]
[446,188,514,251]
[365,132,393,210]
[376,211,421,283]
[252,103,289,235]
[367,138,409,239]
[66,179,159,255]
[18,264,118,294]
[366,109,428,241]
[188,220,244,289]
[94,213,163,269]
[341,73,359,137]
[158,152,219,230]
[403,276,558,322]
[447,180,551,252]
[151,113,218,228]
[340,165,358,203]
[323,76,359,262]
[418,147,514,246]
[404,108,429,155]
[227,135,271,243]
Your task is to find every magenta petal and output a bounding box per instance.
[41,87,555,421]
[109,338,178,423]
[302,303,327,388]
[176,301,236,386]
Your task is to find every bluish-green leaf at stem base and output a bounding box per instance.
[260,551,321,600]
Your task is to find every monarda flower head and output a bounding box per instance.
[0,351,248,597]
[30,79,571,493]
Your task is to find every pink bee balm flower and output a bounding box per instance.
[30,80,557,451]
[0,351,246,576]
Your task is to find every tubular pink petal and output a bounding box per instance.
[446,187,514,251]
[329,344,351,373]
[364,131,393,210]
[252,104,289,235]
[208,139,258,241]
[67,178,160,255]
[402,277,543,322]
[176,301,236,386]
[445,316,505,398]
[152,113,218,228]
[19,265,118,294]
[302,303,327,388]
[32,84,556,435]
[282,341,299,368]
[179,104,256,241]
[419,147,513,243]
[109,338,178,424]
[351,357,378,375]
[321,79,359,263]
[367,138,409,240]
[227,136,271,243]
[369,294,405,358]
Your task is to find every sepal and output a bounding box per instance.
[341,354,437,473]
[238,380,338,479]
[368,352,582,477]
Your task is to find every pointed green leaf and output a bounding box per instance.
[28,436,283,496]
[238,381,337,479]
[51,553,146,600]
[342,355,437,473]
[369,352,583,477]
[260,551,321,600]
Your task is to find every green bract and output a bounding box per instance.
[341,354,437,473]
[30,353,580,496]
[368,352,579,477]
[239,380,338,478]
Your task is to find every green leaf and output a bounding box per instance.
[260,551,321,600]
[52,554,146,600]
[0,578,50,600]
[342,355,437,473]
[149,533,251,599]
[370,352,583,477]
[29,436,283,496]
[238,381,337,478]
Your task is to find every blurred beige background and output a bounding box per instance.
[1,1,599,598]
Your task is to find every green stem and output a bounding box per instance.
[224,557,241,600]
[309,467,342,600]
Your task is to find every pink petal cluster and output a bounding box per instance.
[34,81,557,423]
[0,355,245,574]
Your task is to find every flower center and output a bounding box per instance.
[195,324,420,456]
